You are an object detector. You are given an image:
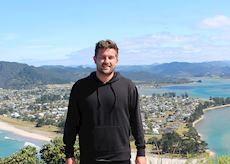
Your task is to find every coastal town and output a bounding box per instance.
[1,83,230,163]
[140,94,201,135]
[0,84,70,127]
[0,83,201,136]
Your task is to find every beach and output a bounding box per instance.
[192,115,204,127]
[0,121,51,141]
[203,104,230,112]
[193,104,230,127]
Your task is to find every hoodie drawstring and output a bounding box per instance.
[109,83,117,112]
[96,87,101,111]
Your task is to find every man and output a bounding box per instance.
[63,39,146,164]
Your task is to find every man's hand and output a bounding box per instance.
[65,157,76,164]
[135,156,146,164]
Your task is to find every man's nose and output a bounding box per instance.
[104,57,109,63]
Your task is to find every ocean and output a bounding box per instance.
[0,130,47,158]
[0,131,24,158]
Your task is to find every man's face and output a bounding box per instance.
[94,48,118,76]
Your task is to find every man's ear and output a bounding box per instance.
[93,56,96,63]
[115,55,118,63]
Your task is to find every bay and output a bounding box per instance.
[195,107,230,156]
[138,78,230,99]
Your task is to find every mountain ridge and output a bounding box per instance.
[0,61,229,89]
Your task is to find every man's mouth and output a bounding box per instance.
[102,65,110,69]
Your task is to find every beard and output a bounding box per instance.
[97,65,116,76]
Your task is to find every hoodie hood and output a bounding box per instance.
[89,71,120,84]
[90,72,120,113]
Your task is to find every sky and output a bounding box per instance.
[1,0,230,66]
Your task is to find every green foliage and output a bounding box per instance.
[147,136,161,154]
[210,97,230,106]
[40,137,80,163]
[35,118,56,127]
[188,104,204,124]
[159,131,182,154]
[0,137,80,164]
[57,117,65,133]
[35,118,46,127]
[162,92,176,97]
[0,146,38,164]
[205,155,230,164]
[217,155,230,164]
[180,127,207,154]
[156,129,207,155]
[40,137,65,163]
[181,92,189,98]
[35,94,62,103]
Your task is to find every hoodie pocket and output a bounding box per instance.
[93,126,128,152]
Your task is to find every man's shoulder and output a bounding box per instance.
[72,74,93,88]
[117,73,135,86]
[78,75,92,83]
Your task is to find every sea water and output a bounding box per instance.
[138,78,230,98]
[195,107,230,156]
[0,130,46,158]
[0,131,24,158]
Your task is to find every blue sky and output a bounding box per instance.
[1,0,230,66]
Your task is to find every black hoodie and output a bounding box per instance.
[63,72,145,163]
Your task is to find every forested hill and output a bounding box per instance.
[151,61,230,77]
[0,61,92,89]
[0,61,229,89]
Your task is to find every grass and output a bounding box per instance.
[175,123,189,135]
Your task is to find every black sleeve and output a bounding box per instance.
[63,83,81,158]
[129,83,146,156]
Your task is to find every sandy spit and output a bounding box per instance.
[0,121,51,141]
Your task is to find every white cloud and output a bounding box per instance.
[3,32,229,66]
[64,33,230,65]
[200,15,230,29]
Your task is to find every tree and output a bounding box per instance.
[36,118,46,127]
[0,146,38,164]
[40,137,80,163]
[40,137,65,163]
[57,117,65,133]
[181,127,207,154]
[159,131,182,154]
[147,136,161,155]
